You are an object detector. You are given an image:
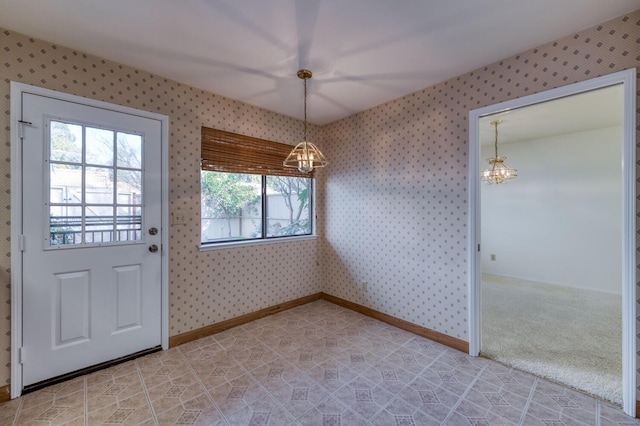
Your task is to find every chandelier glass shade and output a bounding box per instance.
[283,140,328,173]
[481,120,517,184]
[283,69,329,173]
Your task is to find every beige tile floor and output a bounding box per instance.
[0,300,637,425]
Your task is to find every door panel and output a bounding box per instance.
[21,92,162,387]
[54,271,90,346]
[113,264,142,331]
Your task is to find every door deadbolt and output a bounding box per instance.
[149,244,159,253]
[148,227,158,235]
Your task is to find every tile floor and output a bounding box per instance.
[0,300,637,425]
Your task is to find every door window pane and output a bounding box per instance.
[117,170,142,204]
[50,206,82,246]
[86,127,114,166]
[84,205,114,243]
[117,133,142,169]
[50,164,81,204]
[85,167,114,203]
[50,121,82,163]
[116,208,142,242]
[48,121,144,247]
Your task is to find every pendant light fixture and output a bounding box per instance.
[481,120,517,184]
[283,69,329,173]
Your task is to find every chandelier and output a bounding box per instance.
[283,69,329,173]
[481,120,517,184]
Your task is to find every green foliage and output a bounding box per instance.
[201,172,312,240]
[201,172,261,237]
[267,176,310,221]
[201,172,260,216]
[269,219,310,236]
[50,121,81,164]
[298,187,309,206]
[266,176,311,236]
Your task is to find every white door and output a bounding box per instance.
[20,92,162,387]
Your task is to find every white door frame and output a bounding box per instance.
[10,82,170,399]
[468,68,636,417]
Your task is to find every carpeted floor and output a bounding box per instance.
[481,274,622,404]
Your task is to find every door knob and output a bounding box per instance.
[149,244,159,253]
[148,227,158,235]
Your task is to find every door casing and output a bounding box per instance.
[468,68,636,417]
[10,82,170,399]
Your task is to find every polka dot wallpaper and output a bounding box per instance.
[0,8,639,399]
[0,29,322,386]
[316,9,640,394]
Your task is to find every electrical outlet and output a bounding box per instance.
[362,282,368,292]
[490,254,496,261]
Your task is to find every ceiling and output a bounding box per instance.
[479,84,624,146]
[0,0,637,125]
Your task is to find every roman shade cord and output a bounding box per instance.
[201,126,314,178]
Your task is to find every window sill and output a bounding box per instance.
[199,234,317,251]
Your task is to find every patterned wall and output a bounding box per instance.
[317,9,640,392]
[0,29,322,385]
[0,9,638,398]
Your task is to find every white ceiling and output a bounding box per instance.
[0,0,637,125]
[479,84,624,146]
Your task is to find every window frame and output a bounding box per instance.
[46,118,145,249]
[199,171,316,250]
[200,127,318,250]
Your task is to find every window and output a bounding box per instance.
[48,120,143,247]
[201,172,312,243]
[200,127,314,245]
[266,175,311,237]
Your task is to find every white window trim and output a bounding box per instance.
[199,234,317,251]
[200,173,318,248]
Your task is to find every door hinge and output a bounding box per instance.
[19,347,24,364]
[478,244,481,252]
[19,235,25,252]
[17,119,32,140]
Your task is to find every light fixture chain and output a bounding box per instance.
[303,76,308,141]
[283,69,328,173]
[494,121,498,158]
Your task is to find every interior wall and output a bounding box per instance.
[481,127,623,294]
[0,29,323,386]
[0,10,638,398]
[318,9,639,395]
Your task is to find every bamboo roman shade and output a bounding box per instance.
[201,127,313,178]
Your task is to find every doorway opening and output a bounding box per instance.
[468,69,636,417]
